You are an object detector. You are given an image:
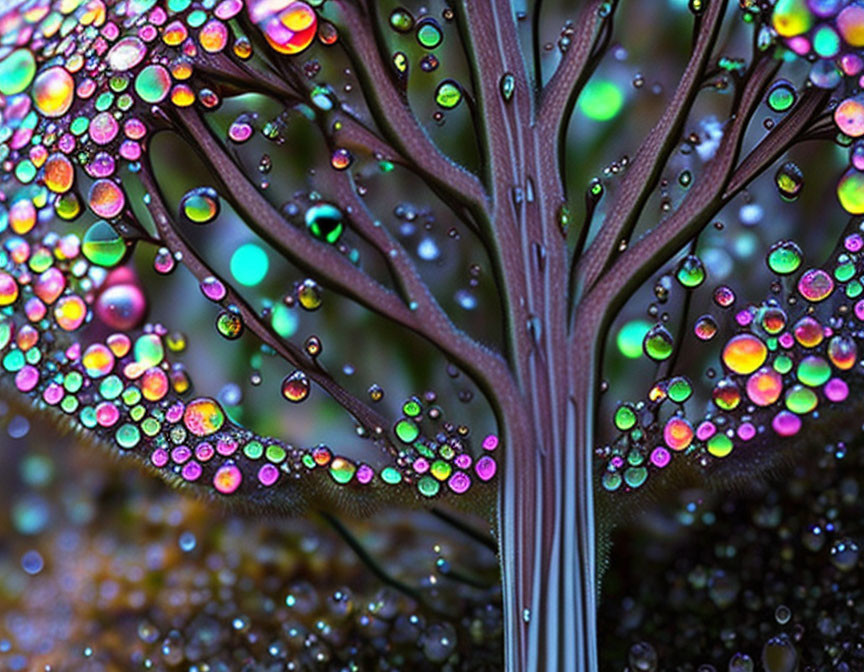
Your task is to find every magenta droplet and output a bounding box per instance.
[258,463,279,486]
[825,377,850,402]
[475,455,497,481]
[448,471,471,494]
[772,410,802,437]
[650,446,670,468]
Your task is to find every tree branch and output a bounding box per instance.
[171,107,521,435]
[137,160,397,449]
[579,80,828,333]
[536,0,616,138]
[574,0,729,296]
[327,0,489,218]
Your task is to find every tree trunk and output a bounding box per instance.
[499,335,599,672]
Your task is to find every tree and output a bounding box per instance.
[0,0,859,668]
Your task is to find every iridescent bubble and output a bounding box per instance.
[827,335,857,369]
[766,80,796,112]
[82,344,116,378]
[88,179,125,219]
[643,324,674,361]
[184,398,225,436]
[694,314,718,340]
[281,370,310,402]
[774,162,804,200]
[663,416,694,451]
[82,221,126,267]
[835,95,864,137]
[772,0,812,36]
[199,19,229,53]
[250,0,318,55]
[837,167,864,214]
[305,203,344,243]
[32,66,75,118]
[766,240,802,274]
[722,334,767,375]
[216,310,243,339]
[54,295,87,331]
[181,186,220,224]
[0,49,36,96]
[746,367,783,406]
[107,36,147,71]
[213,464,242,494]
[837,4,864,46]
[435,80,462,109]
[134,65,171,104]
[330,148,352,170]
[797,268,833,301]
[95,282,147,330]
[43,154,75,193]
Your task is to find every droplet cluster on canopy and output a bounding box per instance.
[602,229,863,494]
[0,0,498,506]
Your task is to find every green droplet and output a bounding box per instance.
[766,240,802,274]
[82,221,126,267]
[389,8,414,32]
[435,80,462,109]
[796,356,830,387]
[766,81,796,112]
[395,418,420,443]
[775,162,803,201]
[416,18,442,48]
[417,475,440,497]
[330,459,357,484]
[115,423,140,449]
[266,444,286,463]
[667,376,692,403]
[676,255,706,288]
[707,433,733,458]
[181,186,220,224]
[785,384,818,414]
[305,203,344,244]
[623,466,647,488]
[381,466,402,484]
[0,49,36,96]
[643,325,674,361]
[614,404,637,431]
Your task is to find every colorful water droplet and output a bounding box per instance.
[281,370,310,402]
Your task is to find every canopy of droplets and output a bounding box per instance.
[0,0,497,506]
[601,224,864,493]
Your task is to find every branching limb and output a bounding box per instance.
[327,0,489,218]
[578,77,828,333]
[536,0,617,140]
[137,161,397,449]
[171,107,521,434]
[574,0,730,296]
